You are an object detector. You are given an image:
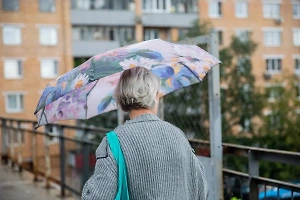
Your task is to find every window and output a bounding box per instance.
[71,0,130,10]
[293,3,300,19]
[144,29,159,40]
[266,112,281,130]
[143,0,171,12]
[209,1,222,18]
[235,1,248,18]
[296,84,300,100]
[240,116,250,132]
[265,85,283,101]
[4,93,24,113]
[293,29,300,46]
[263,30,281,46]
[266,58,282,74]
[217,30,223,45]
[295,58,300,75]
[45,125,59,143]
[237,57,249,75]
[39,0,56,12]
[2,26,21,45]
[236,29,250,42]
[171,0,198,13]
[4,59,22,79]
[39,27,57,45]
[72,26,124,41]
[2,0,19,11]
[40,59,58,78]
[263,3,280,19]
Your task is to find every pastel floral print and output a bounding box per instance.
[35,39,220,127]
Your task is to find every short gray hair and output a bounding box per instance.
[114,67,160,112]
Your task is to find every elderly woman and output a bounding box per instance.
[82,67,208,200]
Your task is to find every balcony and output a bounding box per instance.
[142,12,198,28]
[71,10,135,26]
[72,40,120,57]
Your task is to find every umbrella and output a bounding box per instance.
[34,39,220,127]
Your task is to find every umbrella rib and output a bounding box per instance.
[85,79,100,119]
[180,62,202,82]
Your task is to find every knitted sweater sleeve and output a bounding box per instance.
[81,137,118,200]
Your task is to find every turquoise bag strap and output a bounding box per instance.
[106,131,130,200]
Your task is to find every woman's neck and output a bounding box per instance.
[129,109,154,120]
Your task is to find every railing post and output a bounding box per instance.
[32,122,39,181]
[82,129,90,190]
[207,30,223,200]
[58,126,66,197]
[1,119,8,164]
[44,125,52,188]
[248,150,259,200]
[17,121,23,172]
[9,120,15,168]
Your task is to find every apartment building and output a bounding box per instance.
[1,0,299,131]
[198,0,300,131]
[0,0,73,121]
[70,0,198,58]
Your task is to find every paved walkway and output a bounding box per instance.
[0,164,77,200]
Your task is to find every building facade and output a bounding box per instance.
[0,0,73,121]
[1,0,299,131]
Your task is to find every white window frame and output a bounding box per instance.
[39,26,58,46]
[142,0,171,13]
[2,25,22,45]
[144,29,159,40]
[235,28,251,42]
[264,55,283,75]
[294,55,300,76]
[262,2,281,19]
[40,58,59,79]
[265,83,284,102]
[295,83,300,101]
[45,125,59,143]
[293,28,300,46]
[3,59,23,79]
[263,28,282,47]
[293,2,300,19]
[235,1,248,18]
[209,1,222,18]
[3,92,25,113]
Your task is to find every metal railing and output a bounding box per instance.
[1,117,300,200]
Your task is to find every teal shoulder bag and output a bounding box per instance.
[106,131,130,200]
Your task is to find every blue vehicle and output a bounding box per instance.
[259,183,300,200]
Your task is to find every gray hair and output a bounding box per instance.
[114,67,160,112]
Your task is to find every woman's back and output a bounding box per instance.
[114,114,208,200]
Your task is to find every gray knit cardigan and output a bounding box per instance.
[82,114,208,200]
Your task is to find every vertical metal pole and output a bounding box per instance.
[59,126,65,197]
[157,98,164,120]
[207,30,223,200]
[82,129,90,190]
[17,121,23,172]
[248,150,259,200]
[1,119,8,164]
[32,122,39,181]
[117,110,124,126]
[9,120,15,167]
[44,126,51,188]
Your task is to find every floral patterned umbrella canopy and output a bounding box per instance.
[34,39,220,127]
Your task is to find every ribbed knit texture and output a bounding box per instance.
[82,114,208,200]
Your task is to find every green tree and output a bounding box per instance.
[164,20,264,139]
[256,76,300,180]
[164,20,213,139]
[221,35,265,138]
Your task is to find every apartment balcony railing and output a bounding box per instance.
[1,117,300,200]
